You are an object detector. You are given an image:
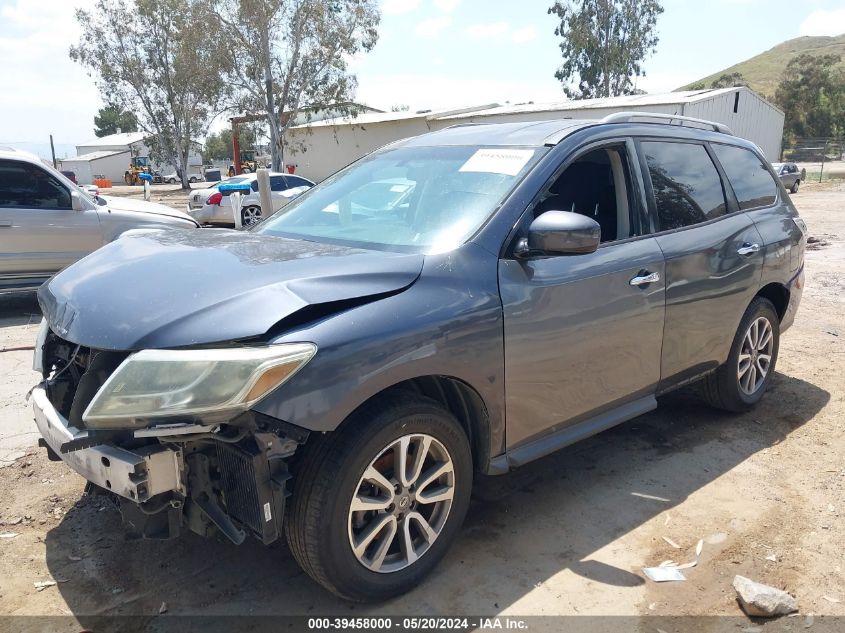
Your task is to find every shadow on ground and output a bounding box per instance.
[43,372,828,630]
[0,292,41,330]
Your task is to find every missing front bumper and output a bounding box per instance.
[32,386,184,503]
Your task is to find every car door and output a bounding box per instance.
[499,139,666,450]
[636,139,765,391]
[0,159,101,284]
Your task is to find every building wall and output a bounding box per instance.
[684,88,784,159]
[285,90,784,182]
[285,118,436,182]
[60,151,130,185]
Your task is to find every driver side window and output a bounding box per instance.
[534,145,638,243]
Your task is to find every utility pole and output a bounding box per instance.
[49,134,57,168]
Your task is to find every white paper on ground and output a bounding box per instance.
[643,566,687,582]
[459,149,534,176]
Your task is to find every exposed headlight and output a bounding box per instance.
[82,343,316,429]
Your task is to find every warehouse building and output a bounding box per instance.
[61,132,203,185]
[284,87,784,182]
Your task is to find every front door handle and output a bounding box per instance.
[737,242,760,256]
[629,271,660,286]
[0,221,12,228]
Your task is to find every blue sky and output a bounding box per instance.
[2,0,845,158]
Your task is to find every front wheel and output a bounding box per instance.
[700,297,780,412]
[791,179,800,194]
[286,393,472,601]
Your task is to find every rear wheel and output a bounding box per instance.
[700,297,779,412]
[168,177,177,184]
[791,179,800,193]
[286,393,472,602]
[241,205,262,227]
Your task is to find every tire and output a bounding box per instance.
[241,205,262,227]
[189,176,198,183]
[168,177,177,184]
[791,179,800,194]
[286,393,473,602]
[700,297,780,412]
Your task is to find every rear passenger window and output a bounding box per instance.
[270,175,287,191]
[712,144,777,210]
[641,141,727,231]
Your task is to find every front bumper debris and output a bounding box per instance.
[32,386,184,503]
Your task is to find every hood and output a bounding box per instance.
[38,230,424,350]
[101,195,198,224]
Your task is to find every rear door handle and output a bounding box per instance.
[629,271,660,286]
[737,242,760,256]
[0,221,12,228]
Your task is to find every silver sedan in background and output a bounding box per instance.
[0,147,199,293]
[772,162,805,193]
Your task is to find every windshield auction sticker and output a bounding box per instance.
[459,149,534,176]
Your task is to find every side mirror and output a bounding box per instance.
[71,191,85,212]
[521,210,601,256]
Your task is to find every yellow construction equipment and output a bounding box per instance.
[124,156,152,185]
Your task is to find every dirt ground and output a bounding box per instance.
[0,183,843,631]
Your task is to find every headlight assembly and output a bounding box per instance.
[82,343,316,429]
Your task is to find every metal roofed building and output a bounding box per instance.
[284,87,784,182]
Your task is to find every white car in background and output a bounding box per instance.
[163,172,203,184]
[187,172,314,226]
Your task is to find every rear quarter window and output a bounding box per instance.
[711,144,778,210]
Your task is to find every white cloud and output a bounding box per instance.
[511,27,536,44]
[433,0,460,13]
[416,16,452,37]
[0,0,100,148]
[382,0,422,16]
[465,21,510,40]
[799,8,845,36]
[633,70,701,94]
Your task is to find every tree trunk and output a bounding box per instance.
[260,23,283,173]
[178,146,190,190]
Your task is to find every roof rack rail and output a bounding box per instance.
[601,111,734,135]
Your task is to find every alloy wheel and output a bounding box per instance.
[737,316,774,395]
[242,206,262,226]
[347,433,455,574]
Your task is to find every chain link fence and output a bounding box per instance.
[781,138,845,182]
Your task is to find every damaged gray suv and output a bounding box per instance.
[31,113,805,601]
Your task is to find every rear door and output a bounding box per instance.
[500,139,666,450]
[636,139,764,390]
[0,159,101,285]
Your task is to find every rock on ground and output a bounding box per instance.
[733,575,798,617]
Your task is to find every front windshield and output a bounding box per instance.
[255,145,542,252]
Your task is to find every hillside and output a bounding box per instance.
[678,34,845,99]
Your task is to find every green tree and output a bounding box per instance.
[70,0,232,188]
[213,0,381,171]
[203,127,257,162]
[709,72,747,89]
[548,0,663,99]
[775,54,844,140]
[93,105,138,137]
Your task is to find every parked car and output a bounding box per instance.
[80,184,100,198]
[0,147,200,293]
[163,172,203,185]
[187,172,314,226]
[772,162,805,193]
[31,114,805,602]
[59,170,77,184]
